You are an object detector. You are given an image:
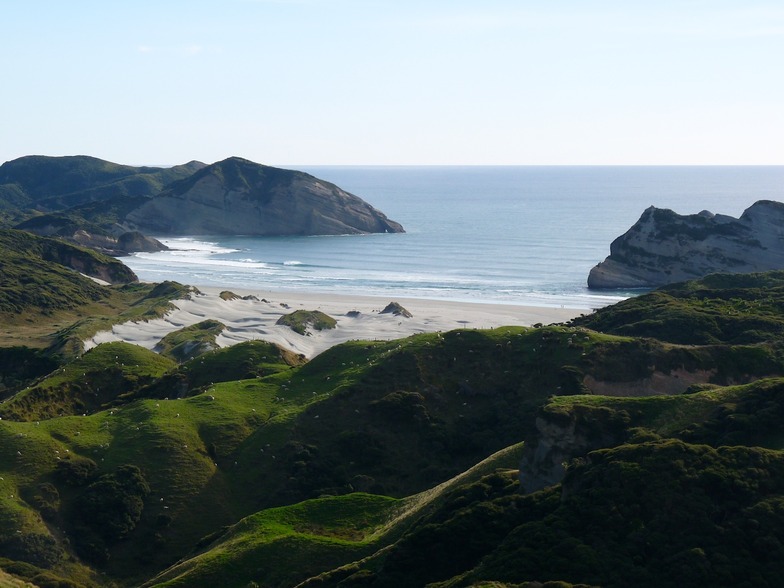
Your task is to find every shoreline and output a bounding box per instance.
[86,285,591,358]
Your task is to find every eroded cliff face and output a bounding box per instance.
[519,364,758,494]
[42,241,138,284]
[519,404,630,493]
[588,200,784,289]
[124,157,404,236]
[582,368,717,397]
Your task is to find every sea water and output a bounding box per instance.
[122,166,784,309]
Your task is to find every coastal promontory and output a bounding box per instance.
[588,200,784,288]
[0,155,403,247]
[123,157,404,236]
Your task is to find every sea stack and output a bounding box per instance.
[123,157,404,236]
[588,200,784,289]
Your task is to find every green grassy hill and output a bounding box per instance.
[537,377,784,451]
[0,229,135,316]
[0,342,176,421]
[0,325,781,585]
[0,155,203,216]
[0,234,192,359]
[1,269,784,586]
[444,440,784,588]
[139,340,306,400]
[144,444,524,588]
[155,320,226,363]
[0,156,205,256]
[298,376,784,588]
[571,270,784,344]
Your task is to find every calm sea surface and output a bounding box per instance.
[122,166,784,309]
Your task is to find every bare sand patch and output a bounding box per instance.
[84,287,588,358]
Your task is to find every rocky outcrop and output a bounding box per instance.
[115,231,168,254]
[70,228,167,256]
[519,404,630,493]
[588,200,784,289]
[17,218,168,256]
[124,157,404,236]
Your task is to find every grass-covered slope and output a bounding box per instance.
[572,270,784,344]
[540,377,784,451]
[3,270,784,586]
[0,342,176,421]
[3,318,784,583]
[0,268,193,364]
[276,309,337,335]
[144,444,525,588]
[0,347,60,399]
[0,155,204,215]
[431,440,784,588]
[155,320,225,363]
[303,377,784,588]
[140,340,306,400]
[0,229,134,317]
[0,328,590,583]
[46,281,194,359]
[147,493,402,588]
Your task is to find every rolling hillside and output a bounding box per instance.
[0,269,784,586]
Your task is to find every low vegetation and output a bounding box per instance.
[571,270,784,344]
[155,320,225,363]
[276,309,337,335]
[1,266,784,586]
[0,234,191,356]
[0,342,176,420]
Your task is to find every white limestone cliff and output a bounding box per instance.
[588,200,784,288]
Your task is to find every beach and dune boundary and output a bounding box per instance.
[85,286,589,358]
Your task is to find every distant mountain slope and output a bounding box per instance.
[123,157,405,236]
[588,200,784,288]
[0,155,205,213]
[0,155,404,240]
[0,155,205,252]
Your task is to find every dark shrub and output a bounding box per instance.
[54,456,97,486]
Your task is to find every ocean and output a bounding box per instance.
[122,166,784,310]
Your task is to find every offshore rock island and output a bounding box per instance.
[588,200,784,288]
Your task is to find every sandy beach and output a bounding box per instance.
[85,286,590,358]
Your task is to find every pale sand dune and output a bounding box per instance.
[84,287,589,358]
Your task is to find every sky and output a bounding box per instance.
[2,0,783,166]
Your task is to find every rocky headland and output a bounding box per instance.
[0,155,403,253]
[588,200,784,288]
[123,157,404,236]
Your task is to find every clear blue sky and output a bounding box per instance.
[2,1,782,165]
